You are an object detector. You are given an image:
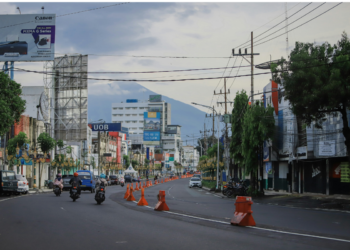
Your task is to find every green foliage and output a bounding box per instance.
[272,32,350,128]
[199,155,208,161]
[202,180,216,190]
[230,90,249,167]
[242,101,275,174]
[7,132,29,155]
[123,155,130,167]
[57,140,64,149]
[131,159,138,168]
[66,146,72,154]
[0,72,26,136]
[207,143,224,161]
[144,158,150,166]
[37,132,56,153]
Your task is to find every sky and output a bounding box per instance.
[1,1,350,133]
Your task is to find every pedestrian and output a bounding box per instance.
[138,176,141,183]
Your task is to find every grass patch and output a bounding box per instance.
[202,180,216,190]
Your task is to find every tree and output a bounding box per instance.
[207,143,224,161]
[272,32,350,163]
[131,159,138,168]
[230,90,249,167]
[241,101,275,190]
[123,155,130,168]
[37,132,56,188]
[7,132,29,156]
[0,72,26,136]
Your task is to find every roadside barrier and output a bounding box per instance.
[123,184,130,199]
[154,190,169,211]
[161,179,163,184]
[147,181,149,187]
[230,196,256,227]
[137,188,148,206]
[135,182,139,191]
[126,186,136,201]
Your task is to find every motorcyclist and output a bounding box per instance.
[96,173,108,187]
[69,172,82,195]
[53,173,63,192]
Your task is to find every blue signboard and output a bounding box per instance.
[89,123,121,132]
[126,99,138,103]
[143,112,161,142]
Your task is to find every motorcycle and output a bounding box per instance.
[120,178,125,187]
[70,183,80,202]
[53,185,61,197]
[225,179,248,198]
[95,182,106,205]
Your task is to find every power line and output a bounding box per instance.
[247,2,342,48]
[13,57,350,82]
[243,2,326,49]
[236,2,312,49]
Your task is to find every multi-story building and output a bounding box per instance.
[111,95,171,151]
[162,125,182,171]
[182,145,199,171]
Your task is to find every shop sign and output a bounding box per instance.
[340,162,350,183]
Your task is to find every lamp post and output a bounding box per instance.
[192,102,220,190]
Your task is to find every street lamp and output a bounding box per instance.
[192,102,220,190]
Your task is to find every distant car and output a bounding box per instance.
[189,177,202,188]
[16,175,29,194]
[109,175,119,185]
[62,175,73,191]
[124,175,132,183]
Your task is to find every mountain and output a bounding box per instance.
[88,82,206,142]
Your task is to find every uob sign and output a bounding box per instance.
[89,123,121,132]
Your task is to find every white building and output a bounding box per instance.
[182,145,199,171]
[111,96,171,147]
[162,125,182,171]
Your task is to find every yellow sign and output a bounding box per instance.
[340,162,350,183]
[148,112,157,118]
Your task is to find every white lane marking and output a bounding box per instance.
[214,195,222,198]
[116,241,127,243]
[128,201,350,243]
[246,226,350,243]
[61,207,65,210]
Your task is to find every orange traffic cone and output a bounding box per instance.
[135,182,139,191]
[123,184,130,199]
[154,190,169,211]
[137,188,148,206]
[161,179,163,184]
[126,186,136,201]
[147,181,149,187]
[143,182,146,188]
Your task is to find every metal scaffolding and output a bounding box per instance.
[44,54,88,141]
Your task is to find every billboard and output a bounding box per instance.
[88,123,121,132]
[0,14,55,62]
[149,95,162,102]
[143,112,160,145]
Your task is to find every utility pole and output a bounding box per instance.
[232,31,260,104]
[98,131,100,176]
[215,78,232,180]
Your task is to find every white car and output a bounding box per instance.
[189,177,202,188]
[16,175,29,194]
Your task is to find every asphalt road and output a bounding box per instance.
[0,178,349,250]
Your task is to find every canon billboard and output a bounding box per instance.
[0,14,56,62]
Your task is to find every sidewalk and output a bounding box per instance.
[28,187,53,194]
[203,187,350,211]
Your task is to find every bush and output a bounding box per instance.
[202,180,216,190]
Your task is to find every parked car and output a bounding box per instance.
[124,175,132,183]
[62,175,73,191]
[0,170,18,195]
[193,174,201,180]
[189,177,202,188]
[109,175,119,185]
[77,170,96,193]
[16,175,29,194]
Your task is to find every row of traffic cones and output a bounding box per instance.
[123,176,179,209]
[181,174,193,178]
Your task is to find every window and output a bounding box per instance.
[139,107,144,109]
[132,121,137,123]
[132,114,137,116]
[139,133,143,134]
[139,127,143,130]
[118,114,123,116]
[126,114,130,116]
[139,121,143,123]
[113,114,117,116]
[118,107,123,110]
[113,108,118,110]
[126,121,130,123]
[132,127,137,129]
[132,107,137,110]
[125,107,130,110]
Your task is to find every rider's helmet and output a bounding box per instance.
[100,173,106,179]
[74,172,79,177]
[56,173,62,178]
